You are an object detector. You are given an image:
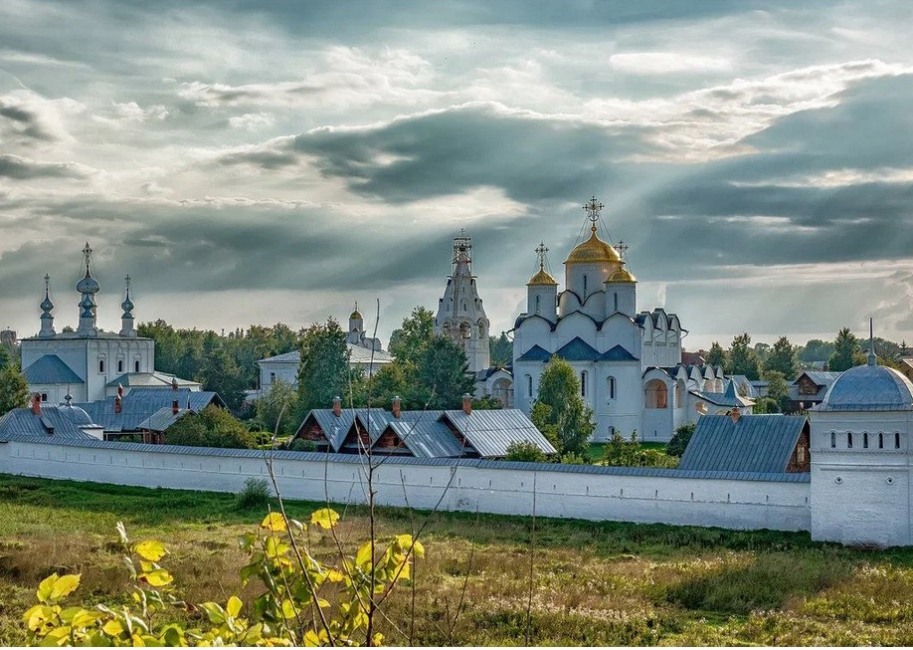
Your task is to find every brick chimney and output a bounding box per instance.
[462,393,472,415]
[730,408,741,423]
[332,396,342,417]
[392,395,401,419]
[172,399,179,415]
[31,393,41,415]
[114,395,122,414]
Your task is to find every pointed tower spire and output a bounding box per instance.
[120,274,136,338]
[39,274,56,338]
[76,242,99,336]
[867,317,877,366]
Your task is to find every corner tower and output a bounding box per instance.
[434,231,491,374]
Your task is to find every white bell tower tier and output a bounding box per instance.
[434,231,491,374]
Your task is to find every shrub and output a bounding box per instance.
[288,438,317,452]
[557,451,587,465]
[165,405,256,449]
[235,478,270,510]
[666,423,696,458]
[603,432,679,468]
[505,440,548,463]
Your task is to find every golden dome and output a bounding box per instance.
[527,268,558,286]
[607,266,636,283]
[350,311,362,320]
[564,228,622,265]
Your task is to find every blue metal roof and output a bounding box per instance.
[554,337,599,362]
[0,405,96,439]
[679,414,807,474]
[77,389,223,432]
[387,419,464,458]
[22,355,83,385]
[441,409,557,457]
[136,407,194,433]
[814,364,913,411]
[516,345,552,362]
[598,344,638,362]
[306,409,357,450]
[0,433,809,482]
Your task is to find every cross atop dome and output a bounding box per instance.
[82,242,93,272]
[583,196,604,234]
[535,242,549,271]
[614,240,629,260]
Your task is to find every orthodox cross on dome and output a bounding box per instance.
[82,242,93,271]
[44,273,50,294]
[452,229,472,265]
[124,274,131,293]
[535,242,549,270]
[583,196,604,234]
[614,240,629,260]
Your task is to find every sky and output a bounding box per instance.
[2,0,913,351]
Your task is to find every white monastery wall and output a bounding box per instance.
[0,437,810,533]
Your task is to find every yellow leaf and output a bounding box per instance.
[23,605,53,631]
[134,540,167,562]
[36,573,58,604]
[413,540,425,559]
[309,508,340,530]
[103,619,125,636]
[131,632,146,646]
[49,574,80,602]
[226,595,243,619]
[395,534,413,551]
[139,569,173,587]
[260,512,287,533]
[355,542,373,569]
[280,599,297,619]
[372,632,385,646]
[303,630,321,646]
[326,568,345,583]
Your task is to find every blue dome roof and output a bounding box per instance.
[76,272,99,294]
[60,404,93,426]
[817,364,913,411]
[40,296,54,311]
[121,297,134,312]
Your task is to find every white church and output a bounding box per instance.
[511,197,749,442]
[19,243,198,403]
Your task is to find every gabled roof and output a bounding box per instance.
[554,337,599,362]
[0,405,97,439]
[386,419,464,458]
[679,414,807,474]
[22,355,83,385]
[728,375,759,398]
[516,345,552,362]
[304,409,358,450]
[106,371,200,389]
[440,409,557,458]
[794,371,842,387]
[258,346,393,367]
[598,344,638,362]
[691,379,754,407]
[136,407,194,433]
[76,389,224,432]
[257,350,300,365]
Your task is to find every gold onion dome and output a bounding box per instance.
[350,310,362,320]
[564,227,622,265]
[527,268,557,286]
[607,265,637,283]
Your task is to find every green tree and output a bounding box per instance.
[199,344,247,412]
[489,332,513,367]
[828,327,864,371]
[602,431,678,468]
[165,405,255,449]
[388,306,434,365]
[412,337,476,410]
[0,363,29,417]
[255,379,298,436]
[531,357,595,456]
[762,370,791,413]
[705,341,726,368]
[505,440,548,463]
[666,422,696,458]
[297,319,352,415]
[799,338,835,363]
[764,336,799,379]
[0,344,12,371]
[727,333,761,379]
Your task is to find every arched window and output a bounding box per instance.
[607,376,616,400]
[41,393,48,402]
[613,293,618,312]
[879,433,885,449]
[830,431,836,448]
[583,275,588,297]
[117,359,124,373]
[535,295,540,314]
[608,425,615,438]
[580,371,588,398]
[98,359,105,373]
[134,360,140,373]
[847,432,853,449]
[526,375,533,398]
[645,379,668,409]
[863,433,869,449]
[896,433,901,449]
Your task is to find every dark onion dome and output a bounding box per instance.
[76,271,100,294]
[40,295,54,311]
[817,364,913,411]
[121,296,134,312]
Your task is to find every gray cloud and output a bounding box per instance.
[0,154,90,179]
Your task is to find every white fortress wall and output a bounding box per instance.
[0,437,810,533]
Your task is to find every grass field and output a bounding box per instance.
[4,474,913,645]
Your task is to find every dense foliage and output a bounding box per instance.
[531,358,595,457]
[0,363,29,418]
[165,405,256,449]
[505,440,549,463]
[296,319,354,416]
[666,423,696,458]
[601,432,678,468]
[254,379,298,435]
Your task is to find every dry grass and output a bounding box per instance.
[4,474,913,645]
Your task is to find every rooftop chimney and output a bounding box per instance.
[332,396,342,417]
[31,393,41,415]
[172,399,179,415]
[117,383,124,398]
[462,393,472,415]
[730,408,741,423]
[171,377,179,392]
[392,395,401,419]
[114,395,122,414]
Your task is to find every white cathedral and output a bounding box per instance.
[19,243,198,403]
[434,197,750,442]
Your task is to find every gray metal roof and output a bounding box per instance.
[441,409,557,457]
[136,407,194,433]
[256,350,300,365]
[679,414,807,474]
[796,371,842,387]
[729,375,759,398]
[387,419,464,458]
[516,345,552,362]
[22,355,84,385]
[814,364,913,411]
[598,344,638,362]
[691,380,754,407]
[76,389,223,432]
[0,433,809,483]
[555,337,599,362]
[306,409,357,450]
[106,371,200,389]
[0,405,96,439]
